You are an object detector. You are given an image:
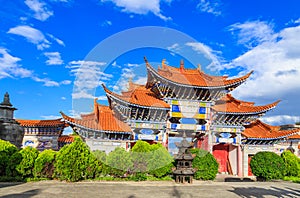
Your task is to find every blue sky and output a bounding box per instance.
[1,0,300,126]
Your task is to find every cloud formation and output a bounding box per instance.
[8,25,50,50]
[0,48,32,79]
[102,0,171,21]
[7,25,65,50]
[44,52,63,65]
[67,60,111,99]
[25,0,53,21]
[197,0,222,16]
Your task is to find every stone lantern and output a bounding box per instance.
[173,132,196,183]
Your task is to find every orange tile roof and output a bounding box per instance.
[288,134,300,139]
[17,119,66,127]
[243,120,299,140]
[212,94,280,114]
[145,57,253,88]
[102,84,170,109]
[57,135,75,143]
[60,100,132,133]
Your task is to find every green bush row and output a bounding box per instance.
[250,151,300,181]
[0,139,219,182]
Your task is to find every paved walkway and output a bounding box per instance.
[0,180,299,198]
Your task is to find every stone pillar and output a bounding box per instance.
[237,145,243,177]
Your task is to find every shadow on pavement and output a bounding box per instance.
[0,182,25,189]
[229,186,300,198]
[225,177,254,182]
[170,186,193,198]
[0,189,40,198]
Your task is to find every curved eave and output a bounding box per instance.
[102,84,169,110]
[17,119,66,128]
[63,119,132,134]
[242,133,295,141]
[213,100,280,115]
[145,57,252,89]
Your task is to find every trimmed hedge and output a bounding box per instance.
[250,151,285,181]
[190,148,219,180]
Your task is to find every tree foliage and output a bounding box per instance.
[0,140,18,176]
[131,140,152,173]
[281,150,300,177]
[105,147,133,177]
[190,148,219,180]
[6,147,39,178]
[34,149,56,179]
[93,150,107,163]
[148,143,174,178]
[54,138,101,182]
[250,151,285,181]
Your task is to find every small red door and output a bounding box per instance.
[213,144,229,173]
[248,155,253,176]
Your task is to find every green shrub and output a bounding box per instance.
[129,172,147,181]
[5,152,23,177]
[250,151,285,181]
[17,147,39,178]
[54,138,101,182]
[34,149,56,179]
[93,150,107,163]
[131,140,152,173]
[281,151,300,177]
[0,140,18,176]
[190,148,219,180]
[105,147,133,177]
[6,147,39,178]
[148,143,174,178]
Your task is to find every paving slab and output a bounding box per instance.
[0,180,299,198]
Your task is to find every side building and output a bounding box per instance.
[17,119,66,151]
[61,100,133,153]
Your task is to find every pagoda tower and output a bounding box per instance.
[0,92,24,148]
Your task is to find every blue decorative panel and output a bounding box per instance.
[172,105,180,112]
[199,107,206,114]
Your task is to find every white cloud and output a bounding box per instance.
[68,60,111,99]
[61,96,66,100]
[60,80,71,85]
[0,48,33,79]
[134,76,147,85]
[40,115,62,119]
[227,23,300,100]
[47,34,65,46]
[102,0,171,21]
[7,25,50,50]
[31,76,71,87]
[228,21,275,49]
[185,42,222,70]
[295,18,300,24]
[101,20,113,27]
[261,115,300,126]
[44,52,63,65]
[197,0,222,16]
[25,0,53,21]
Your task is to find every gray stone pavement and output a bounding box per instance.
[0,180,299,198]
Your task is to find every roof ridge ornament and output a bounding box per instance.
[180,59,184,71]
[0,92,13,107]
